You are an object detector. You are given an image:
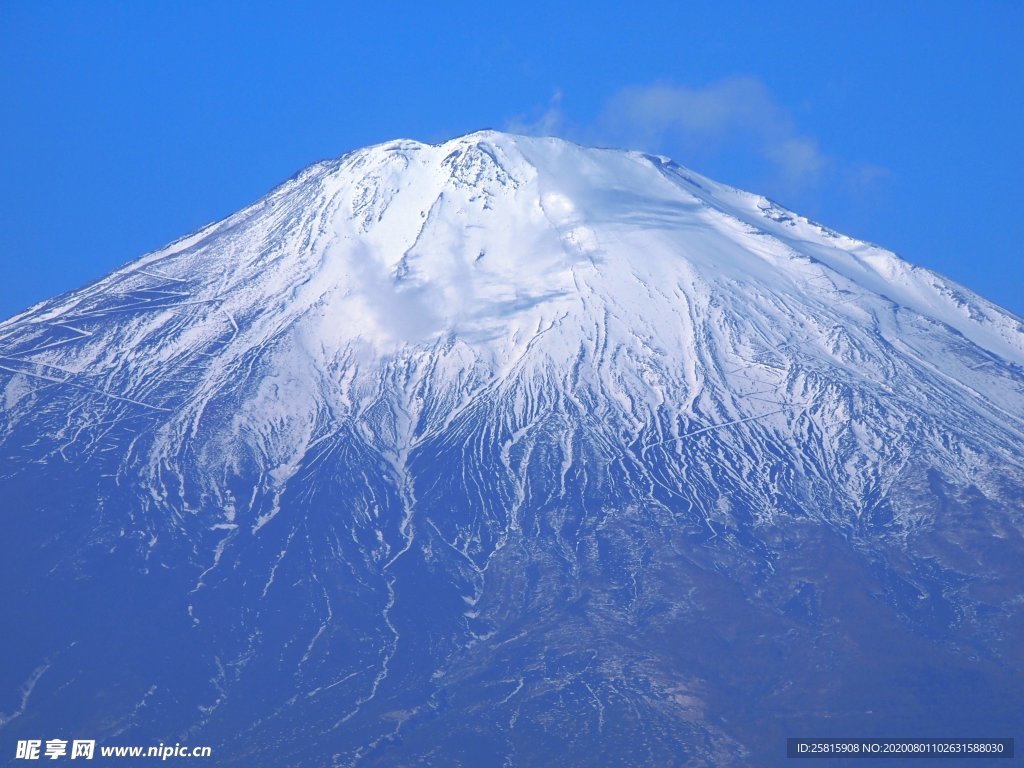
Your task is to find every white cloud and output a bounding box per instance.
[765,137,828,186]
[505,89,567,137]
[505,78,888,205]
[593,78,830,191]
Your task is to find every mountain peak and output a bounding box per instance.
[20,131,1024,365]
[1,132,1023,766]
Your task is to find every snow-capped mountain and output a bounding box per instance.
[1,131,1022,766]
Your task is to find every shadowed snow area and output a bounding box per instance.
[1,132,1023,766]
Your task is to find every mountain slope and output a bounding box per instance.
[1,131,1023,766]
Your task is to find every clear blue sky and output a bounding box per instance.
[2,1,1022,319]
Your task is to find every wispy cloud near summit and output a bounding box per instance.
[507,77,886,205]
[594,78,828,190]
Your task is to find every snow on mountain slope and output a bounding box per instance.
[1,132,1022,766]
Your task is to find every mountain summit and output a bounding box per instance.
[2,132,1022,766]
